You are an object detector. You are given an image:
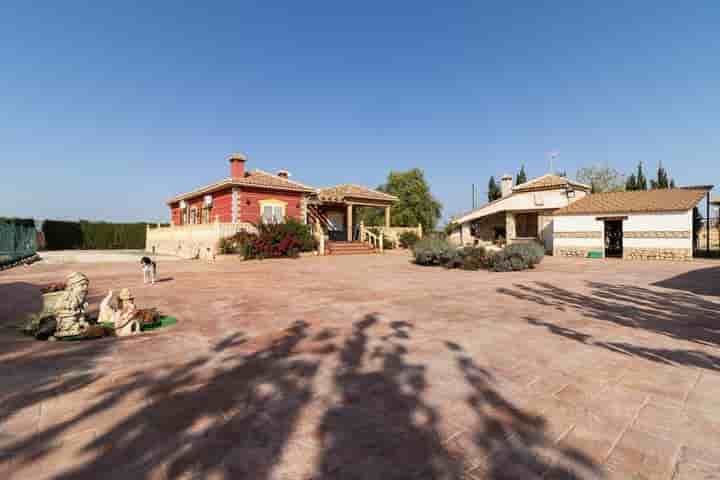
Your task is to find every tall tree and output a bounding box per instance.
[576,166,625,193]
[626,173,637,191]
[515,165,528,185]
[650,162,673,189]
[487,176,501,202]
[635,162,648,190]
[357,168,442,232]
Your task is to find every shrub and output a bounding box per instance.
[42,220,148,250]
[488,243,544,272]
[439,246,486,270]
[398,231,420,249]
[412,237,455,266]
[243,220,311,259]
[218,230,259,255]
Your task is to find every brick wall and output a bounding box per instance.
[239,189,305,223]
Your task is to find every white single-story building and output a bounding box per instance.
[552,187,710,260]
[453,173,591,252]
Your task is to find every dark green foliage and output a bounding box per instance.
[447,246,486,270]
[487,176,501,202]
[0,217,35,227]
[515,165,528,185]
[412,237,456,266]
[243,219,315,259]
[627,162,648,191]
[625,173,637,191]
[42,220,147,250]
[398,231,420,249]
[650,162,673,189]
[218,230,259,255]
[357,169,442,232]
[488,243,545,272]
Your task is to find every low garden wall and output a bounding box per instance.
[146,222,256,259]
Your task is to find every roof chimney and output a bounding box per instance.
[501,174,513,198]
[229,153,247,179]
[276,169,290,179]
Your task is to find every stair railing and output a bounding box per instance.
[359,222,383,253]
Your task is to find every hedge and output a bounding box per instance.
[42,220,148,250]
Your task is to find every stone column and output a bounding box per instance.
[385,206,391,228]
[347,203,353,242]
[360,220,365,242]
[505,212,516,245]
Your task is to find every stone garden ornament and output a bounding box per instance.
[99,288,141,336]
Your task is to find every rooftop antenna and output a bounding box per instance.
[547,151,559,174]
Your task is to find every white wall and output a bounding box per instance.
[554,210,693,251]
[457,188,587,225]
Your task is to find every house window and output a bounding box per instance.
[515,213,538,238]
[259,199,287,223]
[190,208,198,225]
[203,208,211,223]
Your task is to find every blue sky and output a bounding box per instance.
[2,1,719,223]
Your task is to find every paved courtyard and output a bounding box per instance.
[1,253,719,479]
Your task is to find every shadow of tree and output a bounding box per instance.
[316,314,464,479]
[447,342,602,479]
[652,265,720,297]
[499,280,720,347]
[526,316,720,372]
[1,313,607,479]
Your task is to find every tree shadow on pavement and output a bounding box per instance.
[1,312,607,479]
[315,314,464,479]
[526,316,720,372]
[447,342,602,479]
[652,265,720,297]
[498,280,720,349]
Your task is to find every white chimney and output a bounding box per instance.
[501,174,513,197]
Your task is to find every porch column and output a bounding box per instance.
[347,203,353,242]
[505,212,515,245]
[385,206,391,228]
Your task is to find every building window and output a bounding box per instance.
[190,208,198,225]
[259,199,287,223]
[203,208,211,223]
[515,213,538,238]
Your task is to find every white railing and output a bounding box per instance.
[359,223,422,249]
[361,227,383,253]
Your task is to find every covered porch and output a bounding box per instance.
[307,184,421,254]
[463,210,554,252]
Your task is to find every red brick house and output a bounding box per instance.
[167,153,315,226]
[147,153,419,258]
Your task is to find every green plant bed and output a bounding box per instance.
[59,316,179,340]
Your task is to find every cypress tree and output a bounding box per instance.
[515,165,527,185]
[635,162,648,190]
[626,173,637,191]
[488,176,501,202]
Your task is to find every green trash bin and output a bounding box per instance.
[587,251,603,259]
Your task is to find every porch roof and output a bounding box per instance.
[314,184,398,206]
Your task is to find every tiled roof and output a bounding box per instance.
[513,174,591,193]
[317,184,398,203]
[554,188,708,215]
[167,170,315,204]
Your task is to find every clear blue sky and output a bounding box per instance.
[2,1,719,223]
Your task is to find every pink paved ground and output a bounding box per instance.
[1,253,719,479]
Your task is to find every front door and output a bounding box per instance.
[327,212,346,241]
[604,220,623,257]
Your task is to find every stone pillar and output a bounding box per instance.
[347,203,353,242]
[360,220,365,242]
[461,223,471,246]
[418,223,423,239]
[505,212,516,244]
[379,231,384,253]
[385,206,391,228]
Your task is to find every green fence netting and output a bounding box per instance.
[0,220,37,267]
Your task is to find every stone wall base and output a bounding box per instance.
[555,247,595,257]
[623,247,692,261]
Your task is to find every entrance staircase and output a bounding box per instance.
[327,241,378,255]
